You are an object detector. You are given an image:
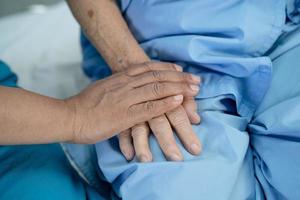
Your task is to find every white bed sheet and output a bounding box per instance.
[0,2,90,98]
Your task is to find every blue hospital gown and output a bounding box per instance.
[66,0,300,199]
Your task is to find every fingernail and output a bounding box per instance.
[139,155,150,162]
[191,75,201,83]
[125,151,134,160]
[173,95,183,101]
[192,112,201,123]
[174,65,183,72]
[190,85,199,92]
[170,153,183,161]
[190,143,201,155]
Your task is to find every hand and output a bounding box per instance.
[65,62,200,144]
[118,65,202,162]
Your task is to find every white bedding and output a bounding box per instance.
[0,2,90,99]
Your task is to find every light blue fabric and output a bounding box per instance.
[61,143,112,199]
[286,0,300,29]
[249,28,300,200]
[68,1,300,199]
[82,0,286,120]
[95,28,300,200]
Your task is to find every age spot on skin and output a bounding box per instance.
[87,9,94,18]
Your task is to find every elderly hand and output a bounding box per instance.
[65,62,200,144]
[118,63,202,162]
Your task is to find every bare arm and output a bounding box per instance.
[67,0,149,72]
[0,86,73,144]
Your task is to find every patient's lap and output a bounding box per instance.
[95,32,300,200]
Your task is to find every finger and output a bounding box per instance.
[129,82,199,104]
[126,61,182,76]
[166,106,202,155]
[128,95,184,124]
[131,123,153,162]
[182,97,201,124]
[148,115,183,161]
[128,70,201,88]
[118,129,135,161]
[108,62,182,90]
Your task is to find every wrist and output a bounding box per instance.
[61,98,79,143]
[111,53,150,73]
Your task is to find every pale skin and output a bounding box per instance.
[0,62,200,145]
[67,0,202,162]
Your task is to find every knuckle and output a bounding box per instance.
[168,109,187,126]
[164,143,177,153]
[161,98,171,107]
[183,73,191,81]
[127,106,137,119]
[144,101,156,112]
[152,82,164,97]
[152,116,167,124]
[171,63,178,71]
[183,98,197,108]
[119,130,131,140]
[132,125,148,135]
[151,70,163,80]
[149,116,168,130]
[184,105,196,114]
[173,118,187,128]
[175,117,188,127]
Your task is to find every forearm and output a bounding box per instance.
[0,86,73,145]
[67,0,149,72]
